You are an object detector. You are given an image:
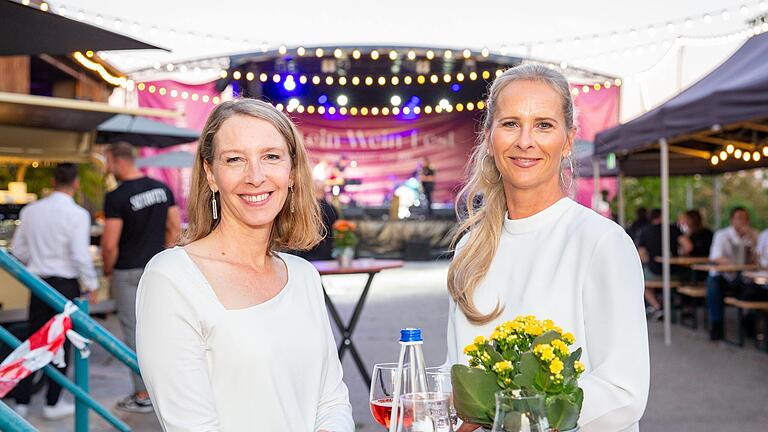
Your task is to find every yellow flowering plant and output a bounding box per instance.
[451,315,585,431]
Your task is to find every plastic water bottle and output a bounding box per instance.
[389,328,429,432]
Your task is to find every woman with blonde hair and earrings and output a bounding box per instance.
[135,99,353,432]
[447,64,649,432]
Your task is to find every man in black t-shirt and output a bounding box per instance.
[101,142,181,413]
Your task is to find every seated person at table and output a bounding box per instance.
[626,206,650,243]
[678,209,714,281]
[294,180,338,261]
[741,227,768,303]
[678,209,713,256]
[636,208,682,318]
[707,207,758,341]
[135,99,353,431]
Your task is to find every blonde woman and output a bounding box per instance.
[447,64,649,432]
[136,99,353,432]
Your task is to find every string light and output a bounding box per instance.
[73,52,126,86]
[65,0,761,79]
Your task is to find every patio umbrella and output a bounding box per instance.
[136,151,195,169]
[0,0,165,56]
[96,115,199,148]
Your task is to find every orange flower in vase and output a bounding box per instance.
[332,219,359,266]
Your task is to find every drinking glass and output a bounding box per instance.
[397,392,454,432]
[425,366,458,428]
[370,363,404,429]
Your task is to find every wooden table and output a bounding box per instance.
[654,256,712,265]
[691,263,759,273]
[743,270,768,285]
[312,259,404,385]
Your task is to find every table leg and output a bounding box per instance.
[321,272,379,384]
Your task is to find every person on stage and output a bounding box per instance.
[135,99,353,432]
[445,64,649,432]
[418,157,436,216]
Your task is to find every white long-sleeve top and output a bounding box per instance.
[11,191,98,291]
[446,198,649,432]
[136,247,353,432]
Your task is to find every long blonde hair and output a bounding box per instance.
[182,99,323,251]
[447,64,576,324]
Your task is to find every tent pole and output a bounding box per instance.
[592,158,600,210]
[618,166,626,227]
[660,138,672,346]
[713,176,722,228]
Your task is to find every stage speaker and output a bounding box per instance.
[403,239,432,261]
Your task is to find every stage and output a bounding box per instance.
[341,206,456,260]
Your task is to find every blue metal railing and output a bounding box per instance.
[0,401,37,432]
[0,250,139,373]
[0,325,131,432]
[0,249,140,431]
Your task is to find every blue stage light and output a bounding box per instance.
[451,83,461,92]
[318,94,328,104]
[283,76,296,91]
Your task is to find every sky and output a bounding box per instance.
[48,0,760,121]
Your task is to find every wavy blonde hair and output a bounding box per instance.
[182,99,323,252]
[447,63,576,324]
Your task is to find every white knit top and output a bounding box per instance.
[136,247,354,432]
[446,198,649,432]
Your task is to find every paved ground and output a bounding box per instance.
[5,260,768,431]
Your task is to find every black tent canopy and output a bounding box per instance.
[591,32,768,346]
[97,115,199,148]
[594,32,768,176]
[1,0,165,56]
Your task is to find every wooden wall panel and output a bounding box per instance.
[0,56,30,94]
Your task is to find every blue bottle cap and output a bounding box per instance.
[400,328,422,342]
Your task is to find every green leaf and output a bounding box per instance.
[512,352,540,388]
[451,364,500,427]
[531,330,562,347]
[545,393,582,430]
[485,342,505,364]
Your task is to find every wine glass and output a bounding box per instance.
[398,392,454,432]
[371,363,405,429]
[426,366,458,428]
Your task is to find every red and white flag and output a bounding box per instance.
[0,302,90,397]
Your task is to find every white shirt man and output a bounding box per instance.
[756,229,768,268]
[12,191,98,291]
[10,164,98,420]
[708,225,759,279]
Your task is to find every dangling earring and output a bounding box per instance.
[289,187,295,213]
[211,191,218,220]
[560,155,575,192]
[480,154,502,183]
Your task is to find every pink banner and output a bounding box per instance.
[572,84,620,211]
[291,112,477,205]
[572,85,620,142]
[137,80,219,221]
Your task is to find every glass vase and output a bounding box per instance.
[490,390,549,432]
[336,246,354,267]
